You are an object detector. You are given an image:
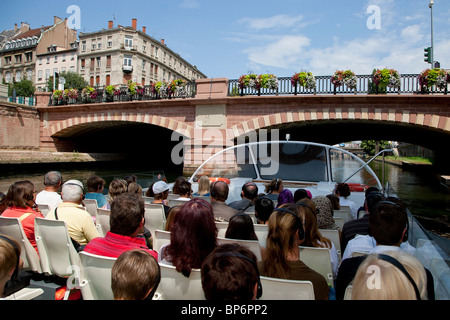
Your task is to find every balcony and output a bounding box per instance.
[123,65,133,73]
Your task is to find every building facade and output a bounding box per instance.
[0,17,77,88]
[78,19,207,87]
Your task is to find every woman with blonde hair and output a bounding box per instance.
[102,179,128,210]
[297,198,339,279]
[258,203,329,300]
[351,250,428,300]
[194,175,210,197]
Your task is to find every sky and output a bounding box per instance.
[1,0,449,79]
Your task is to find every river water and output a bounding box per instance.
[0,160,449,237]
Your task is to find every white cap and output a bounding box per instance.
[152,181,169,194]
[63,179,84,189]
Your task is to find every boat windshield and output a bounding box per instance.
[190,141,380,188]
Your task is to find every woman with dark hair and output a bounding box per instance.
[264,178,283,201]
[2,181,44,253]
[160,199,217,277]
[225,213,258,241]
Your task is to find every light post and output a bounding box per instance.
[429,0,434,68]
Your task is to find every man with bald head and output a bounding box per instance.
[210,180,239,222]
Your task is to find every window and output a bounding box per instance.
[38,57,42,65]
[15,54,22,64]
[125,36,133,49]
[45,69,50,80]
[98,42,102,50]
[5,72,11,83]
[124,55,132,66]
[142,59,146,70]
[82,41,86,51]
[54,55,58,63]
[62,54,66,62]
[26,69,32,80]
[106,75,111,86]
[90,58,95,70]
[70,66,75,72]
[81,59,85,70]
[107,36,112,48]
[25,52,33,62]
[106,55,111,68]
[96,57,101,68]
[4,56,11,65]
[38,70,43,81]
[47,57,50,64]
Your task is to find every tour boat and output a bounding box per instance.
[188,140,450,300]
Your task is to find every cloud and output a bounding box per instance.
[179,0,199,9]
[238,14,305,30]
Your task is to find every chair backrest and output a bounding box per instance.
[168,199,190,207]
[334,206,352,222]
[0,216,42,273]
[253,224,269,248]
[319,229,341,260]
[79,251,116,300]
[332,216,345,230]
[217,237,262,261]
[96,208,111,237]
[36,203,50,217]
[215,221,228,238]
[259,276,315,300]
[154,230,171,253]
[158,263,204,300]
[142,196,154,203]
[244,212,258,224]
[192,195,211,203]
[83,199,99,220]
[167,194,180,200]
[299,246,334,288]
[144,203,166,237]
[344,285,353,300]
[34,217,81,277]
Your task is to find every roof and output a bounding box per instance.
[0,26,51,53]
[11,26,51,40]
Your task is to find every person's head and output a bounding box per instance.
[127,182,142,196]
[152,181,169,200]
[297,200,332,249]
[296,198,317,217]
[294,189,308,203]
[5,180,36,209]
[112,249,161,300]
[312,196,333,218]
[351,250,427,300]
[86,175,106,193]
[276,188,294,207]
[326,193,340,210]
[108,179,128,201]
[110,193,145,237]
[201,243,260,300]
[335,183,351,198]
[164,205,182,231]
[241,182,258,201]
[264,178,283,194]
[197,176,210,195]
[0,192,6,214]
[167,199,217,277]
[172,176,187,195]
[369,201,408,246]
[0,235,21,297]
[365,191,385,214]
[123,175,137,185]
[264,203,304,279]
[254,196,274,224]
[225,213,258,241]
[61,180,84,203]
[43,171,63,188]
[210,180,229,202]
[177,181,192,198]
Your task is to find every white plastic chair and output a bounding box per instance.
[79,251,116,300]
[96,208,111,237]
[217,237,262,261]
[83,199,99,221]
[0,216,42,273]
[144,203,166,237]
[332,216,345,230]
[215,221,228,238]
[299,246,334,288]
[253,224,269,248]
[334,206,352,222]
[319,229,341,260]
[192,195,211,203]
[259,276,315,300]
[154,230,171,253]
[143,196,154,203]
[157,263,204,300]
[344,285,353,300]
[36,203,50,218]
[4,287,44,300]
[168,199,190,207]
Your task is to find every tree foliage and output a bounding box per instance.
[361,140,391,156]
[46,71,88,92]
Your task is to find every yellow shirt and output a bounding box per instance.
[47,202,100,245]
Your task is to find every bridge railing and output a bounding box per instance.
[228,74,448,96]
[48,81,197,106]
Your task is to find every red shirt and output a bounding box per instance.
[83,231,158,260]
[2,206,44,254]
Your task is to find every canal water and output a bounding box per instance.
[0,160,449,238]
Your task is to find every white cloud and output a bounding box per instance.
[238,14,305,30]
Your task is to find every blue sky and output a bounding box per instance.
[1,0,449,78]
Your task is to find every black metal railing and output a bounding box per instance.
[48,81,197,106]
[228,74,448,96]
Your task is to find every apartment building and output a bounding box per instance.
[0,17,77,87]
[78,19,207,87]
[35,42,79,92]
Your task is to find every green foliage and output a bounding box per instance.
[361,140,390,156]
[47,71,88,92]
[10,78,35,97]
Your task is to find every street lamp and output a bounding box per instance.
[429,0,434,68]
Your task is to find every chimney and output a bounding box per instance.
[54,16,63,25]
[108,20,114,29]
[132,18,137,30]
[161,39,165,45]
[14,23,18,31]
[142,26,146,33]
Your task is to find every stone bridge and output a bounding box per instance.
[1,78,449,174]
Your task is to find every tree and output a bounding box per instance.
[361,140,390,156]
[46,71,88,92]
[9,78,35,97]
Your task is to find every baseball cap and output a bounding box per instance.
[153,181,169,194]
[63,179,84,190]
